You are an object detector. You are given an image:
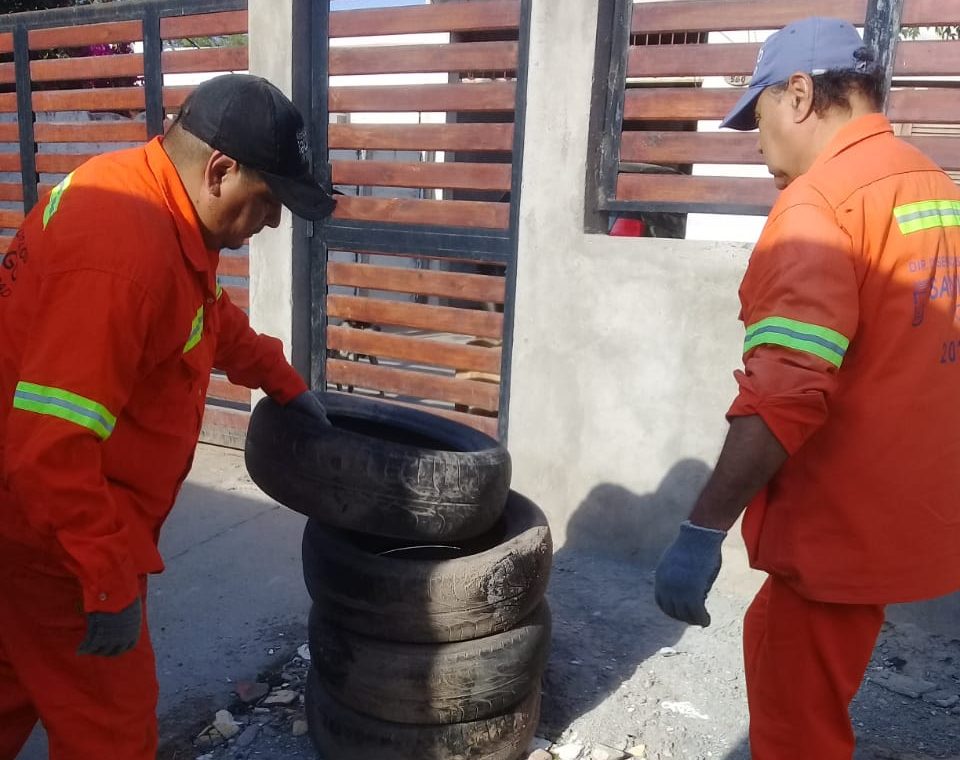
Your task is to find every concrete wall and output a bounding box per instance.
[508,0,752,564]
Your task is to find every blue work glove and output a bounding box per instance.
[77,597,143,657]
[286,391,332,426]
[654,521,726,627]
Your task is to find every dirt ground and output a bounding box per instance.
[155,445,960,760]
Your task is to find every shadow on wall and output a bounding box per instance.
[538,459,711,740]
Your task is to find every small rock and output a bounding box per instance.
[263,689,298,706]
[234,681,270,704]
[657,647,679,657]
[527,737,552,753]
[661,700,710,720]
[556,743,584,760]
[196,754,214,760]
[627,744,647,758]
[292,719,308,737]
[527,752,552,760]
[922,689,959,708]
[297,644,311,661]
[252,707,271,715]
[234,724,260,749]
[213,709,240,740]
[868,671,937,699]
[592,745,628,760]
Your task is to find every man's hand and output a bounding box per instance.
[77,597,143,657]
[654,521,726,627]
[286,391,332,426]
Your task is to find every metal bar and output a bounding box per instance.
[601,199,772,217]
[863,0,905,110]
[13,25,38,213]
[321,220,513,262]
[142,7,165,138]
[310,0,332,392]
[597,0,633,208]
[497,0,532,444]
[0,0,246,33]
[584,0,619,233]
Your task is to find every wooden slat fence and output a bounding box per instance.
[1,3,252,448]
[323,0,522,436]
[604,0,960,216]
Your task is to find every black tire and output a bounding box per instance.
[244,391,511,541]
[302,490,553,643]
[309,602,551,724]
[305,668,540,760]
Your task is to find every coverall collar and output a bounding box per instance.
[810,112,893,173]
[143,137,219,294]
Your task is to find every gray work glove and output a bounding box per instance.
[654,521,726,627]
[77,596,143,657]
[286,391,332,426]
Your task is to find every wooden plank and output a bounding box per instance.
[1,236,14,252]
[330,82,516,113]
[616,173,778,209]
[330,1,520,38]
[162,86,195,109]
[628,42,759,79]
[218,255,249,278]
[0,32,12,56]
[334,196,509,230]
[894,41,960,77]
[327,325,502,374]
[35,153,94,174]
[332,160,512,192]
[901,136,960,171]
[328,294,503,339]
[29,21,142,51]
[0,184,23,203]
[0,210,24,230]
[329,123,514,152]
[0,93,18,114]
[200,405,248,449]
[888,89,960,124]
[207,376,251,405]
[32,87,146,113]
[621,130,761,165]
[0,62,11,86]
[163,46,248,75]
[327,261,505,303]
[0,123,16,142]
[0,154,20,172]
[624,88,740,121]
[326,391,498,437]
[29,53,143,83]
[631,0,866,34]
[223,284,249,310]
[900,0,960,27]
[330,40,517,77]
[35,121,148,143]
[160,10,248,39]
[327,359,499,412]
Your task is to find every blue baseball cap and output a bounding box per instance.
[720,17,871,131]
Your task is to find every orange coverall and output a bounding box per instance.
[0,137,306,760]
[729,113,960,757]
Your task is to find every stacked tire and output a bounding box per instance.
[245,392,553,760]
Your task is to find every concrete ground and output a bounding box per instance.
[14,443,960,760]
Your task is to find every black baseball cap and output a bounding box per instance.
[176,74,336,221]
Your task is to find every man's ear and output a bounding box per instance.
[203,151,239,198]
[786,72,815,123]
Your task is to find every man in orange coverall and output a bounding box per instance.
[654,17,960,759]
[0,74,333,760]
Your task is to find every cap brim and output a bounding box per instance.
[262,171,337,221]
[719,85,765,131]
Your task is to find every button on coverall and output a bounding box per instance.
[729,114,960,757]
[0,137,306,759]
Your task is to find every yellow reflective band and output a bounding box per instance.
[13,381,116,440]
[894,200,960,235]
[42,173,74,230]
[744,316,850,368]
[216,283,223,299]
[183,305,204,354]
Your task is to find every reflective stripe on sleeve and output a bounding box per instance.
[183,305,204,354]
[894,200,960,235]
[13,381,117,440]
[42,173,75,230]
[743,316,850,368]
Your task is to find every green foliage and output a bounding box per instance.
[901,26,960,41]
